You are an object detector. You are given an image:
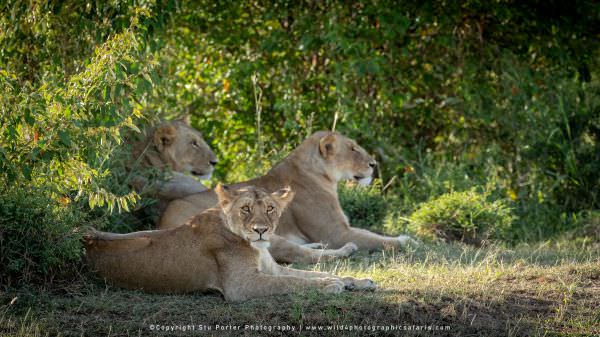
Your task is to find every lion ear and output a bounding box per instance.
[215,183,234,207]
[271,186,295,209]
[319,133,337,159]
[178,115,191,126]
[153,124,177,151]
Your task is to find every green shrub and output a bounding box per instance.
[409,190,515,245]
[339,180,388,232]
[0,188,93,286]
[392,155,490,215]
[561,210,600,243]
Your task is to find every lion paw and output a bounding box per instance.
[319,278,345,294]
[397,235,418,247]
[341,277,377,291]
[352,278,377,291]
[339,242,358,256]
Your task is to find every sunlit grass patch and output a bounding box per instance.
[1,241,598,336]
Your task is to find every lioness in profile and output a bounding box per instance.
[160,131,416,255]
[129,116,217,202]
[85,185,375,302]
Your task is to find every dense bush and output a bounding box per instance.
[339,181,388,232]
[0,3,167,284]
[409,190,515,245]
[0,188,97,285]
[568,211,600,243]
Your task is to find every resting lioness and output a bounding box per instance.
[160,131,416,254]
[130,118,352,262]
[85,185,375,302]
[129,116,217,202]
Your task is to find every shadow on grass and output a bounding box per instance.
[1,241,598,336]
[3,284,594,337]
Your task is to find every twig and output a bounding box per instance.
[251,73,263,159]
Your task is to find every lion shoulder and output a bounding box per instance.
[187,208,247,250]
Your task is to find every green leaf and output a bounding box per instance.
[58,131,71,146]
[24,109,35,126]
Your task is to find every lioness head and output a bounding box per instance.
[153,117,217,179]
[215,184,294,249]
[315,131,377,186]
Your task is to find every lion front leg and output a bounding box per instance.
[274,265,377,292]
[220,273,344,302]
[269,235,358,264]
[156,172,208,201]
[302,242,324,249]
[262,250,376,292]
[331,227,418,251]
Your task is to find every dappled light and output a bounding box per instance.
[1,1,598,336]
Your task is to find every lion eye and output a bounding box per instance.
[241,205,251,214]
[192,140,199,148]
[351,146,358,152]
[267,205,275,214]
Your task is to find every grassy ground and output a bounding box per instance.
[1,240,598,337]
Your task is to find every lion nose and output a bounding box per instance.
[369,161,377,168]
[210,159,218,166]
[253,226,268,235]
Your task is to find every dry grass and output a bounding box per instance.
[1,240,599,336]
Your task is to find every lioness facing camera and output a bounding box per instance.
[160,131,416,255]
[85,184,375,302]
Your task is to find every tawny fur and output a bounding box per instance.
[129,117,217,202]
[85,186,375,302]
[159,131,416,255]
[128,120,355,261]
